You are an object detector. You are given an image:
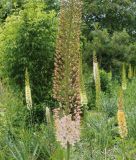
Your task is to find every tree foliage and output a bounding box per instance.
[82,0,136,70]
[0,1,57,103]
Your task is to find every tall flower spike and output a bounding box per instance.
[53,0,82,150]
[122,63,127,90]
[93,51,101,111]
[46,107,51,124]
[53,109,81,149]
[53,0,82,114]
[117,88,128,139]
[25,68,32,110]
[128,64,132,79]
[93,50,98,82]
[79,52,88,106]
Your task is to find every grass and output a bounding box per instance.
[0,78,136,159]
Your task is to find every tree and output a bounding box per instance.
[0,0,25,23]
[0,1,57,104]
[45,0,60,11]
[83,0,136,38]
[84,29,135,70]
[82,0,136,70]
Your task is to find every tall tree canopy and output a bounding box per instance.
[82,0,136,70]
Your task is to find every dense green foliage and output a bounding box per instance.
[1,78,136,159]
[0,0,136,159]
[82,0,136,70]
[0,1,57,104]
[0,0,25,22]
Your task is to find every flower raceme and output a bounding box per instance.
[52,0,82,114]
[79,52,88,106]
[25,68,32,110]
[117,110,128,139]
[46,107,51,124]
[93,51,101,111]
[52,0,82,153]
[122,63,127,90]
[117,88,128,139]
[53,107,81,148]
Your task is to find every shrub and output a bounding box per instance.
[0,1,57,104]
